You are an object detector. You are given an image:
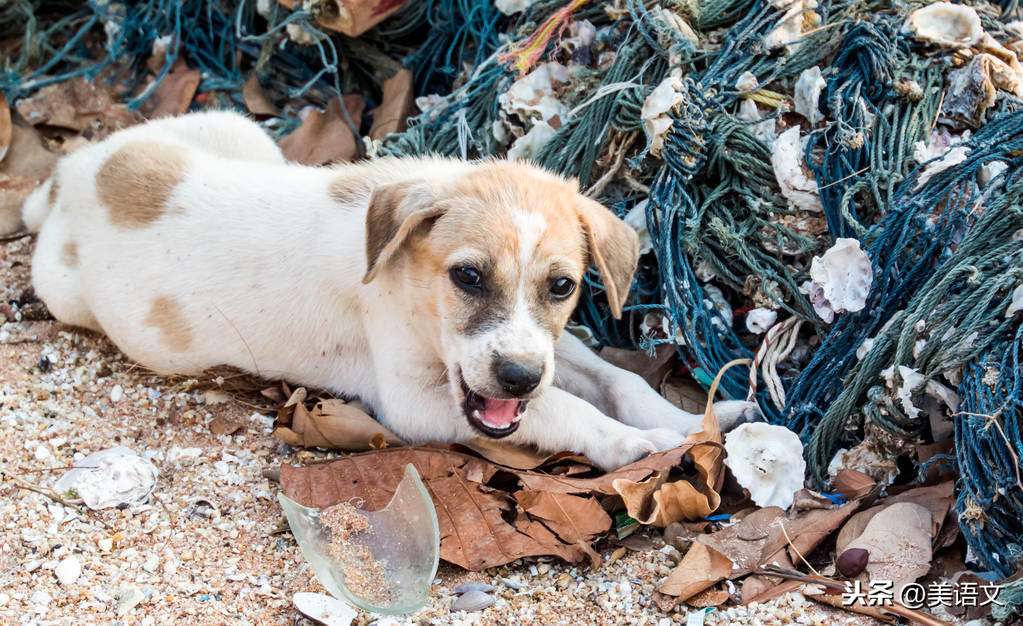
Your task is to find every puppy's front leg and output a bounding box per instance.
[509,386,685,471]
[554,333,760,434]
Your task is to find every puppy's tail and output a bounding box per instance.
[20,178,55,233]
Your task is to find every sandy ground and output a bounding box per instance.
[0,234,885,625]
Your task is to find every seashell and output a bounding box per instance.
[805,238,872,323]
[764,0,821,51]
[494,0,537,15]
[941,53,1023,129]
[642,74,684,156]
[793,66,826,125]
[453,582,496,594]
[499,577,522,590]
[904,3,983,48]
[507,120,556,161]
[293,592,357,626]
[624,201,653,255]
[735,71,758,92]
[771,126,823,214]
[450,590,495,612]
[54,447,158,510]
[881,365,926,419]
[499,62,571,124]
[745,308,777,334]
[724,423,806,509]
[1006,284,1023,317]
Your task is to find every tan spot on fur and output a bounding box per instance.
[60,242,78,268]
[96,140,188,228]
[48,178,60,207]
[145,296,192,352]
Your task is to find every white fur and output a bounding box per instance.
[27,111,759,470]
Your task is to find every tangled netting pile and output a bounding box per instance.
[2,0,1022,580]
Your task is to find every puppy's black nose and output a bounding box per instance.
[494,358,543,396]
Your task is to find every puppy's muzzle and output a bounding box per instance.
[493,357,544,396]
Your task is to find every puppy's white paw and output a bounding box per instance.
[712,400,763,432]
[591,428,686,471]
[641,427,687,451]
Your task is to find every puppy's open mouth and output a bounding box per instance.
[460,378,527,438]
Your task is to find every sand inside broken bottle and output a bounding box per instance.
[319,502,396,605]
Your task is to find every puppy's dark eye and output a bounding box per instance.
[451,266,483,293]
[550,277,576,299]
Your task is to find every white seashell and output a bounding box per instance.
[735,71,759,92]
[499,62,571,125]
[293,592,357,626]
[495,0,537,15]
[904,3,983,48]
[916,145,970,189]
[54,556,81,586]
[856,337,875,360]
[806,238,872,322]
[285,23,317,46]
[771,126,823,213]
[724,423,805,509]
[746,308,777,334]
[1006,284,1023,317]
[980,161,1008,188]
[881,365,926,419]
[764,0,820,51]
[624,201,653,255]
[450,590,495,612]
[913,128,971,165]
[736,98,776,145]
[794,66,826,124]
[642,75,684,157]
[54,447,158,510]
[507,120,556,161]
[453,582,496,594]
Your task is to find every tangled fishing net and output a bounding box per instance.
[2,0,1022,584]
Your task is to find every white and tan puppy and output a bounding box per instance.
[24,111,757,470]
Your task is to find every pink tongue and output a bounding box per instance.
[482,397,519,426]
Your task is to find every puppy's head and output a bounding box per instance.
[363,160,638,438]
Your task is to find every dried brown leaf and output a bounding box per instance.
[273,398,405,451]
[0,93,10,164]
[598,343,676,389]
[279,447,586,569]
[140,59,200,119]
[513,490,611,544]
[452,438,560,470]
[278,95,365,165]
[243,75,280,117]
[209,416,243,436]
[697,506,786,577]
[657,542,734,607]
[758,500,860,567]
[687,588,731,608]
[836,481,954,553]
[0,120,59,235]
[369,69,414,140]
[843,502,933,593]
[15,78,139,136]
[831,469,876,499]
[278,0,410,36]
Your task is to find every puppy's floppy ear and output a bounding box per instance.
[363,181,443,283]
[575,196,639,319]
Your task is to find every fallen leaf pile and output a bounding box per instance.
[271,353,986,623]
